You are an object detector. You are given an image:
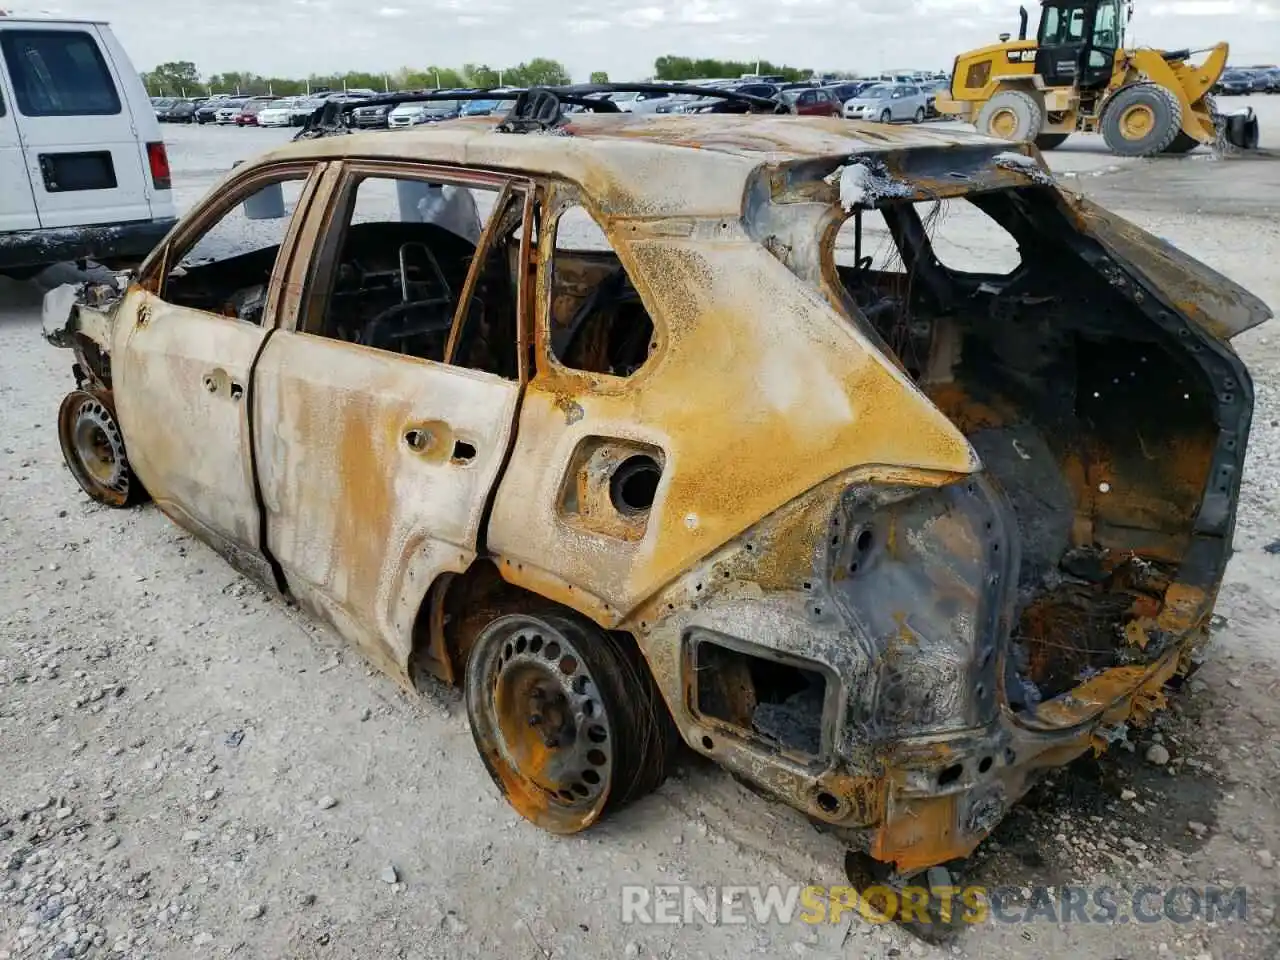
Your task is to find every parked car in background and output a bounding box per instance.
[388,98,460,127]
[842,82,929,123]
[652,93,703,114]
[605,89,673,112]
[922,78,952,117]
[235,98,277,127]
[462,99,502,116]
[353,99,399,128]
[1249,68,1280,92]
[197,98,230,124]
[156,98,196,123]
[1215,70,1255,94]
[780,86,842,117]
[630,91,680,114]
[215,99,248,124]
[258,97,309,127]
[0,15,175,279]
[681,82,781,113]
[822,81,874,105]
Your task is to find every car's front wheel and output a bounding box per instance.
[879,109,892,123]
[57,390,148,508]
[465,608,679,834]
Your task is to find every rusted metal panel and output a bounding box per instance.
[252,333,521,681]
[264,115,1027,223]
[487,210,979,622]
[110,288,266,557]
[1068,192,1273,340]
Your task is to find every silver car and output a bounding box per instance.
[842,82,929,123]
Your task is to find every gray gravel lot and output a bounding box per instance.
[3,102,1280,960]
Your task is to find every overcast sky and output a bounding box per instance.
[12,0,1280,81]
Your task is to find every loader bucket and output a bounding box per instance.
[1221,107,1260,150]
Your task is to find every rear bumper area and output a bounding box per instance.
[0,218,176,271]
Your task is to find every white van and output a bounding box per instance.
[0,16,176,279]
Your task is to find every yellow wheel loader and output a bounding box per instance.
[936,0,1260,156]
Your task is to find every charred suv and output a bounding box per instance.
[42,97,1265,877]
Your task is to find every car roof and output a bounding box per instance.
[0,16,106,25]
[262,113,1027,219]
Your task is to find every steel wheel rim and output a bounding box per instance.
[59,392,130,506]
[470,616,615,831]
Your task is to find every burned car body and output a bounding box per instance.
[44,109,1265,875]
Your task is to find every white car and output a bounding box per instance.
[605,90,673,113]
[258,98,302,127]
[842,83,930,123]
[0,15,176,279]
[388,100,460,127]
[215,104,242,124]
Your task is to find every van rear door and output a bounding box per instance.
[0,54,38,232]
[0,23,156,229]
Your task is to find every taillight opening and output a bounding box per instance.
[146,142,171,191]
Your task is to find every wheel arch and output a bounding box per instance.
[988,78,1044,102]
[407,558,648,691]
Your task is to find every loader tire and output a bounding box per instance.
[1101,83,1182,157]
[976,90,1043,142]
[1162,131,1201,154]
[1034,133,1070,150]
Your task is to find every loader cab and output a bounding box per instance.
[1035,0,1124,89]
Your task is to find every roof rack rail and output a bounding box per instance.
[295,82,789,139]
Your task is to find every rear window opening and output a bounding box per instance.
[694,638,827,757]
[548,203,656,378]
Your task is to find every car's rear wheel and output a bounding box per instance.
[57,390,147,508]
[465,609,679,834]
[913,106,925,123]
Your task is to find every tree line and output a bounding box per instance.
[141,55,855,98]
[141,59,579,97]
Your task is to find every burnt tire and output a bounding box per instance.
[976,89,1043,142]
[57,390,148,508]
[465,609,679,834]
[1034,132,1070,150]
[1101,83,1182,157]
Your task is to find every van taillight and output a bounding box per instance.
[146,142,171,190]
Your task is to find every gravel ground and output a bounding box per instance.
[3,104,1280,960]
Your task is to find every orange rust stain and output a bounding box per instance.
[495,557,618,626]
[1032,646,1182,729]
[553,239,973,606]
[924,382,1014,432]
[870,794,975,873]
[1158,582,1208,633]
[333,394,397,607]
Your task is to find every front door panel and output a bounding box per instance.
[111,289,267,564]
